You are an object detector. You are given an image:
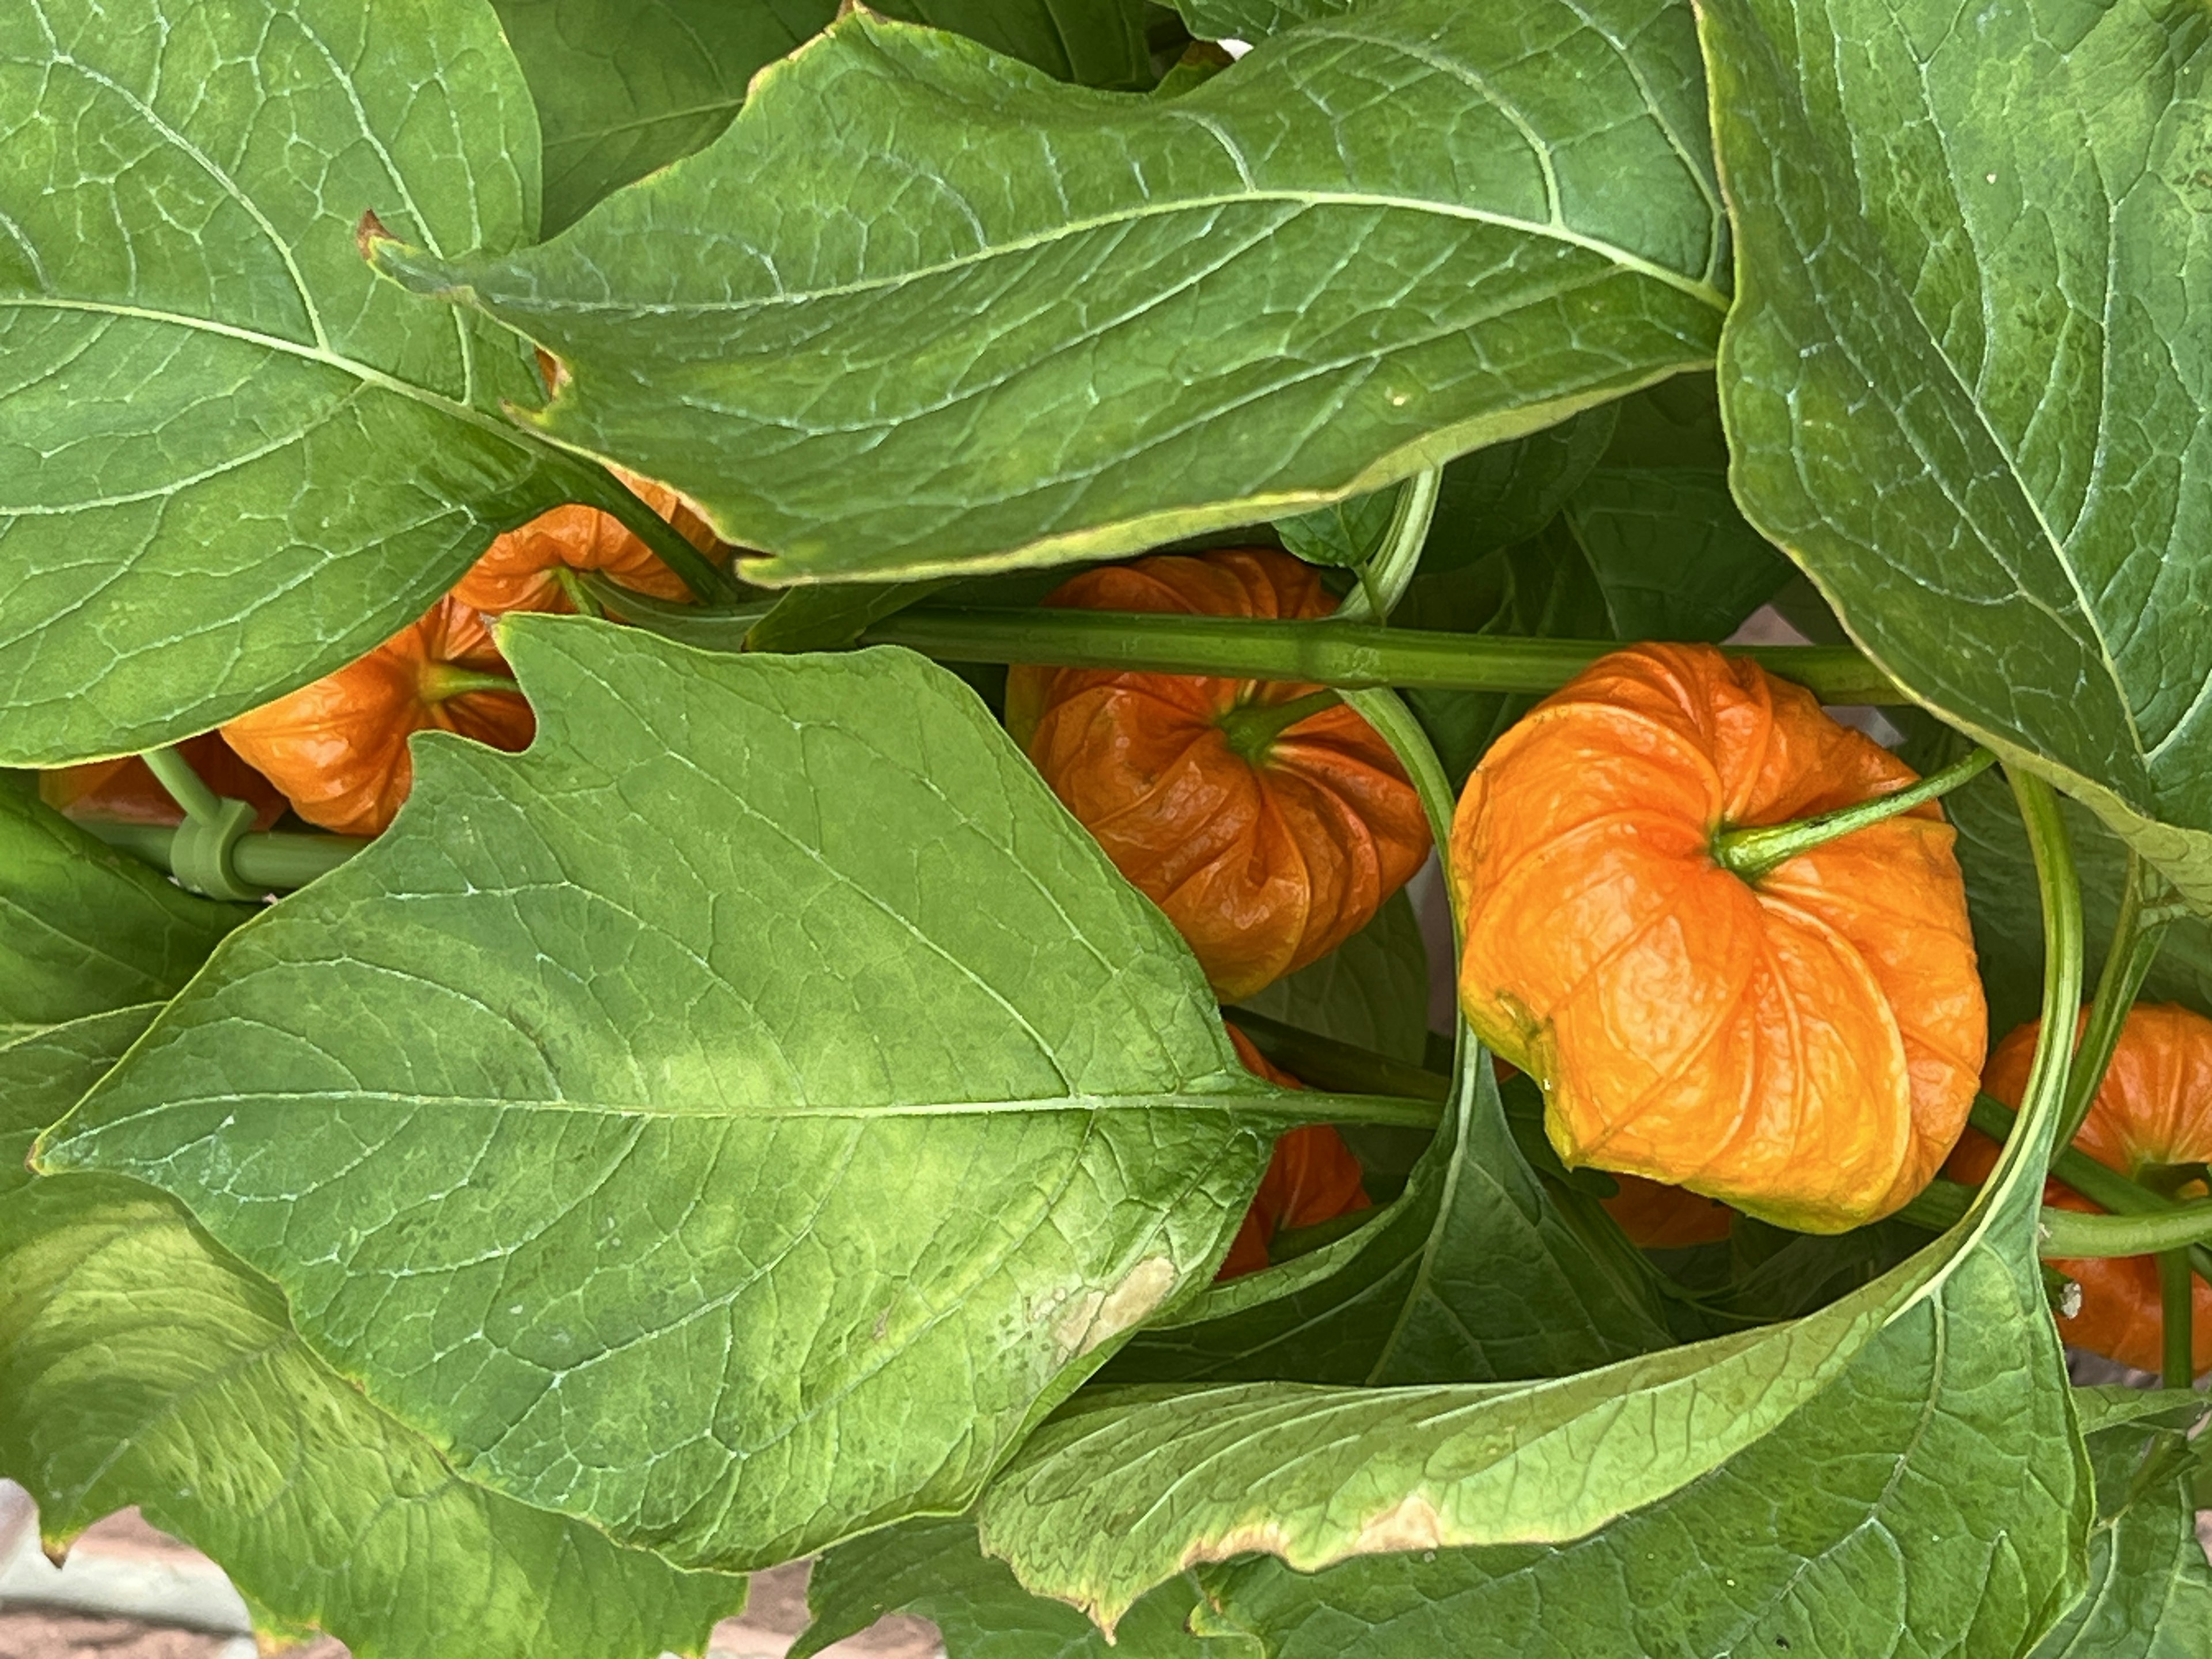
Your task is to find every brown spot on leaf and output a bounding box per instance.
[1051,1257,1177,1358]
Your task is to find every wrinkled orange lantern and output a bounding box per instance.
[223,597,534,838]
[1218,1024,1372,1280]
[40,733,288,831]
[1950,1005,2212,1375]
[1452,642,1984,1234]
[455,467,723,616]
[1009,549,1430,1001]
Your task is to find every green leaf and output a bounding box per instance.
[376,0,1730,584]
[1108,1042,1675,1386]
[0,0,566,766]
[978,1082,2090,1642]
[2029,1406,2212,1658]
[0,776,248,1034]
[490,0,835,237]
[796,1514,1256,1659]
[1235,889,1427,1066]
[1945,763,2212,1039]
[0,1007,162,1196]
[1172,1,1355,39]
[37,617,1315,1569]
[1700,0,2212,908]
[1274,487,1403,571]
[0,1188,751,1659]
[1418,407,1619,576]
[497,0,1157,238]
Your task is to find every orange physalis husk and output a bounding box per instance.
[1601,1174,1736,1249]
[1009,548,1431,1001]
[1948,1005,2212,1376]
[454,465,725,616]
[1451,641,1985,1235]
[1217,1024,1372,1280]
[40,732,288,831]
[222,597,535,838]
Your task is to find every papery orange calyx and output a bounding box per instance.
[222,597,534,838]
[455,465,726,617]
[1451,641,1986,1236]
[1950,1005,2212,1375]
[1009,548,1431,1002]
[1217,1024,1371,1280]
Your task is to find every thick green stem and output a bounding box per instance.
[1993,768,2084,1217]
[79,820,369,892]
[1711,748,1995,881]
[553,565,607,619]
[421,665,522,702]
[2055,851,2173,1152]
[1897,1179,2212,1255]
[1215,688,1342,761]
[141,745,223,824]
[2158,1249,2196,1385]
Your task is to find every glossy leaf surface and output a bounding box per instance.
[0,0,565,764]
[983,1060,2089,1642]
[39,619,1315,1568]
[1703,0,2212,906]
[0,777,248,1036]
[379,0,1729,583]
[0,1020,751,1659]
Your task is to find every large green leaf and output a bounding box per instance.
[978,1058,2091,1643]
[1236,890,1427,1066]
[1702,0,2212,907]
[33,617,1349,1569]
[0,1007,162,1192]
[2029,1395,2212,1659]
[0,0,566,766]
[1108,1043,1675,1387]
[1172,1,1355,39]
[796,1514,1255,1659]
[0,776,247,1036]
[1417,406,1619,575]
[490,0,835,237]
[376,0,1730,584]
[1,1073,749,1659]
[497,0,1156,238]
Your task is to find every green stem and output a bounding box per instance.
[1332,468,1442,626]
[1991,768,2084,1221]
[1711,748,1995,881]
[1342,686,1461,945]
[555,453,739,605]
[141,745,224,825]
[421,666,522,702]
[1897,1180,2212,1255]
[553,565,607,619]
[2158,1249,2196,1385]
[79,821,369,891]
[1970,1094,2212,1288]
[2055,851,2173,1152]
[1215,688,1342,762]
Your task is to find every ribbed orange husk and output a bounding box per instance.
[453,466,724,616]
[1602,1174,1735,1248]
[1451,642,1984,1234]
[40,732,288,831]
[1950,1006,2212,1375]
[222,597,535,837]
[1218,1025,1371,1279]
[1009,549,1431,1001]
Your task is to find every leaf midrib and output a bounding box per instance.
[463,188,1732,317]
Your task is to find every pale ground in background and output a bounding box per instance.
[0,1505,939,1659]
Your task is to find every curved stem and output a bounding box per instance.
[2158,1249,2196,1386]
[1712,748,1994,881]
[1332,468,1442,626]
[2055,850,2173,1152]
[1897,1180,2212,1256]
[552,566,606,620]
[1990,768,2084,1219]
[1216,688,1342,761]
[141,745,222,825]
[421,666,522,702]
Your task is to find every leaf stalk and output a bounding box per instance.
[1711,748,1994,881]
